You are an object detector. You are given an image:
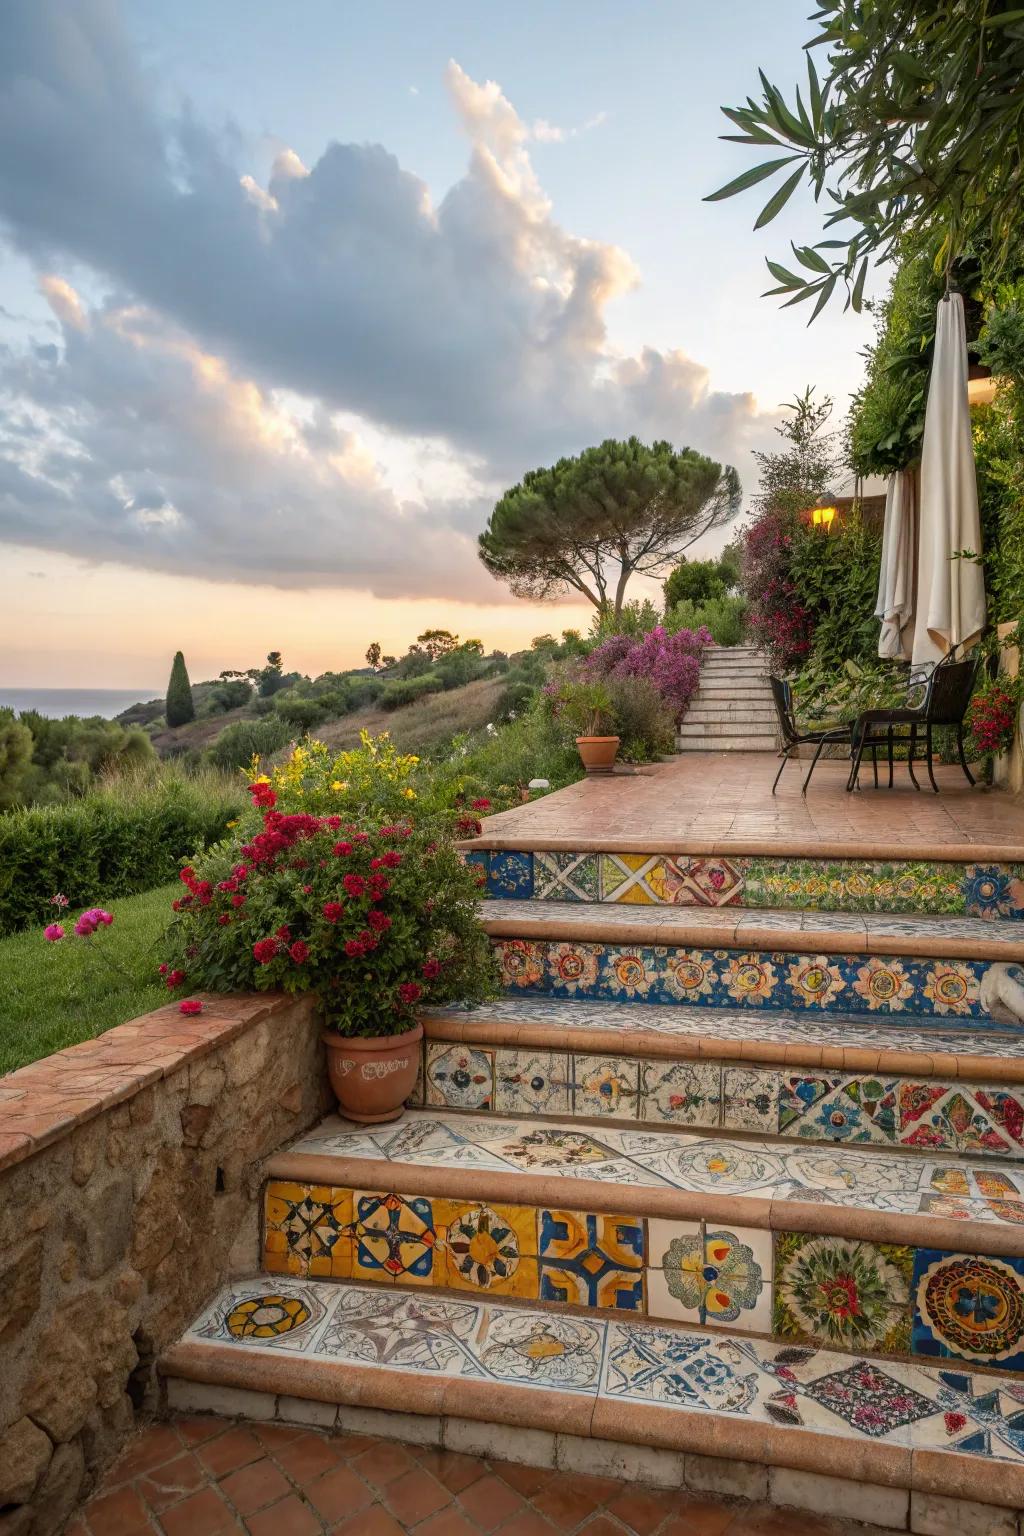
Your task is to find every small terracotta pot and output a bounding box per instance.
[322,1023,423,1124]
[575,735,620,774]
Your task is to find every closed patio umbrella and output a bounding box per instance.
[875,467,917,660]
[911,293,986,666]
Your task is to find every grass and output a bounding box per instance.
[317,676,508,757]
[0,882,177,1074]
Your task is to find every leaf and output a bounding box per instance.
[704,155,801,202]
[808,272,838,321]
[766,259,805,287]
[807,53,823,132]
[792,242,831,273]
[754,164,807,228]
[851,256,869,313]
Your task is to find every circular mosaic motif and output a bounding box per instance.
[445,1206,520,1289]
[723,957,777,1005]
[853,959,914,1012]
[787,958,844,1008]
[924,963,979,1016]
[664,952,715,1001]
[777,1238,909,1351]
[226,1294,312,1340]
[917,1254,1024,1363]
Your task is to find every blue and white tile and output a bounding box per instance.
[487,851,534,899]
[640,1060,721,1127]
[493,1049,571,1115]
[425,1042,494,1110]
[572,1054,641,1117]
[633,1141,788,1196]
[721,1068,780,1133]
[779,1075,900,1146]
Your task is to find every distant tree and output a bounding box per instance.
[416,629,460,661]
[479,438,741,621]
[165,651,195,728]
[365,642,383,671]
[0,710,33,808]
[381,654,398,671]
[663,559,728,609]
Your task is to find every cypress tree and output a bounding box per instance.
[165,651,195,727]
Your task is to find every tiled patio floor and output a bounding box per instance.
[71,1416,884,1535]
[478,753,1024,855]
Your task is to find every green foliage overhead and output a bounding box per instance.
[480,437,741,619]
[165,651,195,727]
[708,2,1024,316]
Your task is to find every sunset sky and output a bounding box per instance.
[0,0,878,689]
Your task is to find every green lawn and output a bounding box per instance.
[0,883,177,1074]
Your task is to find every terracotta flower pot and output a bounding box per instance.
[322,1022,423,1124]
[575,735,620,774]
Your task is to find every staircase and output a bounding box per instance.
[677,644,777,753]
[159,838,1024,1531]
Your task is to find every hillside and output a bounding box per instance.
[315,676,507,756]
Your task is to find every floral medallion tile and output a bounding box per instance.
[721,1068,780,1133]
[534,852,599,902]
[785,955,849,1011]
[425,1043,494,1110]
[640,1059,721,1127]
[662,949,718,1004]
[912,1250,1024,1371]
[438,1201,538,1298]
[572,1054,641,1117]
[493,939,546,991]
[493,1049,570,1115]
[851,958,916,1013]
[192,1283,331,1353]
[780,1075,899,1145]
[964,864,1024,921]
[263,1181,352,1280]
[487,851,534,899]
[600,947,664,1001]
[546,941,602,997]
[899,1083,1024,1155]
[774,1233,913,1354]
[539,1209,644,1310]
[922,962,983,1017]
[636,1140,786,1195]
[719,953,779,1007]
[648,1224,771,1333]
[352,1191,439,1285]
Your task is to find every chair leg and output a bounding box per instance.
[802,738,828,794]
[956,726,976,786]
[772,748,791,795]
[887,727,894,789]
[871,743,878,788]
[847,733,867,792]
[926,723,939,792]
[908,724,920,790]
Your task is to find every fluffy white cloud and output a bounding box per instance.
[0,0,774,595]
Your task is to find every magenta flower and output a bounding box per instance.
[44,923,65,942]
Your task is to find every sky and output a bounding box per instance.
[0,0,881,689]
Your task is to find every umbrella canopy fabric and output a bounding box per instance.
[911,293,987,666]
[875,467,918,660]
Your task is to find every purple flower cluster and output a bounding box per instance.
[582,625,712,721]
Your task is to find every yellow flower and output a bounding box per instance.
[403,788,417,800]
[253,774,271,785]
[331,781,348,792]
[226,819,238,828]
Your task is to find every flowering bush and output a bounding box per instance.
[158,781,497,1037]
[741,509,814,671]
[966,677,1022,758]
[579,625,712,722]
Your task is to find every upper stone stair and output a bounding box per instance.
[677,645,777,753]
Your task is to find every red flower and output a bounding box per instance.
[217,878,238,893]
[165,969,185,989]
[421,958,441,980]
[179,1000,204,1016]
[344,938,367,958]
[289,940,310,964]
[343,874,367,898]
[333,841,353,857]
[368,875,390,899]
[398,981,422,1004]
[353,832,370,844]
[471,797,491,810]
[217,914,232,926]
[158,963,168,975]
[253,938,279,965]
[231,893,246,908]
[249,782,277,809]
[322,901,344,923]
[275,924,292,941]
[380,850,403,869]
[367,909,391,932]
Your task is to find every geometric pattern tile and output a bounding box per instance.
[538,1210,644,1311]
[534,852,599,903]
[779,1075,899,1145]
[912,1249,1024,1371]
[263,1182,352,1280]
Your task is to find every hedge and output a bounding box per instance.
[0,777,245,935]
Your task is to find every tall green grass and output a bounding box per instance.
[0,766,245,936]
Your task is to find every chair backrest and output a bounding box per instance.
[770,676,799,745]
[925,656,979,726]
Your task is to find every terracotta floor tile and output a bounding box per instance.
[659,1499,741,1536]
[197,1428,265,1480]
[251,1423,305,1451]
[413,1510,481,1536]
[245,1494,322,1536]
[413,1448,488,1495]
[492,1513,559,1536]
[720,1511,831,1536]
[305,1463,375,1525]
[531,1474,609,1531]
[383,1467,452,1526]
[272,1434,346,1487]
[137,1454,207,1513]
[83,1486,153,1536]
[331,1433,378,1461]
[489,1462,557,1499]
[218,1459,292,1517]
[455,1472,526,1531]
[109,1426,185,1484]
[603,1486,675,1534]
[574,1518,630,1535]
[350,1440,416,1490]
[175,1418,226,1448]
[330,1506,406,1536]
[159,1486,242,1536]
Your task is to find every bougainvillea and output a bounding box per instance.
[581,624,712,721]
[966,679,1022,759]
[741,509,815,671]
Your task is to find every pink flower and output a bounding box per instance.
[44,923,65,942]
[179,1000,204,1016]
[50,893,69,909]
[165,969,185,988]
[74,915,97,937]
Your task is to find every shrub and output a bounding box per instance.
[582,625,710,721]
[663,559,728,608]
[0,770,244,935]
[206,716,293,772]
[966,676,1022,758]
[605,676,675,762]
[666,596,748,647]
[165,651,195,728]
[274,695,327,731]
[159,788,496,1036]
[379,675,442,711]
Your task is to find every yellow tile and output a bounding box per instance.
[308,1239,352,1280]
[438,1201,539,1294]
[447,1254,539,1298]
[351,1191,439,1286]
[436,1199,538,1257]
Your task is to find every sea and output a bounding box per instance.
[0,688,160,720]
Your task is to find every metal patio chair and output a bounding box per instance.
[770,677,856,795]
[846,652,979,792]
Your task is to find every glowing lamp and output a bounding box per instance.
[811,505,837,529]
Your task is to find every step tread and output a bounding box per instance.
[423,994,1024,1074]
[481,898,1024,961]
[271,1109,1024,1246]
[162,1281,1024,1505]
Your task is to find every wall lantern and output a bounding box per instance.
[811,505,837,529]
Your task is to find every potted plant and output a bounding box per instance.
[159,759,496,1123]
[555,679,620,774]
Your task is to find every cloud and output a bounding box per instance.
[531,110,608,143]
[0,0,775,594]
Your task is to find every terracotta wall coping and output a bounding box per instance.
[458,836,1024,864]
[0,994,304,1178]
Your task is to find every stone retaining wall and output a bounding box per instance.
[0,994,329,1534]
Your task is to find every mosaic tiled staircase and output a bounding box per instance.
[161,846,1024,1525]
[676,645,777,753]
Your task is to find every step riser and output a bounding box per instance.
[414,1034,1024,1161]
[466,849,1024,922]
[491,936,1018,1032]
[676,741,775,752]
